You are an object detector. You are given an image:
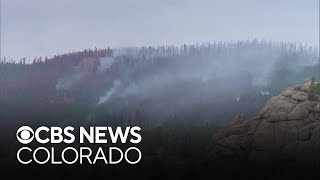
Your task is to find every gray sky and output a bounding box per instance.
[1,0,319,59]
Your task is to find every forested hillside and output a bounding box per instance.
[1,40,319,179]
[0,40,318,129]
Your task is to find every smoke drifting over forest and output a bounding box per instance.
[0,40,318,127]
[49,41,318,126]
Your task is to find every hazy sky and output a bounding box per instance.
[1,0,319,59]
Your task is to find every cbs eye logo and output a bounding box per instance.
[16,126,34,144]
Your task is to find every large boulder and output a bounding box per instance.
[209,81,320,165]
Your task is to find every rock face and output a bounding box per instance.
[209,80,320,165]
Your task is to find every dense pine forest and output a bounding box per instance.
[1,40,319,179]
[0,40,318,128]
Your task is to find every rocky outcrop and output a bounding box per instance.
[209,80,320,165]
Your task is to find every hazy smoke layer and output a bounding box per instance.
[59,41,319,125]
[99,43,316,98]
[98,57,115,73]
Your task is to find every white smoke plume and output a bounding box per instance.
[98,80,121,105]
[260,90,270,96]
[98,56,115,73]
[56,56,117,91]
[56,72,87,90]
